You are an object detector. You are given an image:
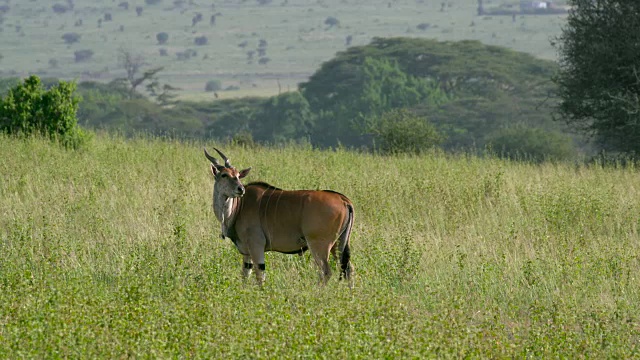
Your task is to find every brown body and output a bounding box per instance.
[204,148,354,285]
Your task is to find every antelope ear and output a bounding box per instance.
[210,164,219,176]
[238,167,251,179]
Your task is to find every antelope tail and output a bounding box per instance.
[339,203,354,281]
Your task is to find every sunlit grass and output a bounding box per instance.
[1,134,639,357]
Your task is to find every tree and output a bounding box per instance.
[254,91,314,143]
[62,32,81,44]
[553,0,640,155]
[301,55,447,146]
[74,49,94,62]
[0,75,89,148]
[301,37,568,151]
[116,48,156,98]
[156,32,169,45]
[205,80,222,92]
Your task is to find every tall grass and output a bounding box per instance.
[1,134,639,357]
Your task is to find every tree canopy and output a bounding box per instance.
[553,0,640,155]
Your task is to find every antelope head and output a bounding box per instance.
[204,147,251,198]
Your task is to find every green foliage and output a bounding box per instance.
[487,125,577,163]
[156,32,169,45]
[0,75,88,148]
[301,37,567,151]
[369,108,442,154]
[204,79,222,92]
[254,91,314,143]
[553,0,640,155]
[302,55,447,146]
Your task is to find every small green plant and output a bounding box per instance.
[370,108,442,154]
[0,75,91,149]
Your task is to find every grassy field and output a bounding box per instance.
[0,0,567,99]
[1,134,640,357]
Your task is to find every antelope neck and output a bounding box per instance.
[213,187,240,234]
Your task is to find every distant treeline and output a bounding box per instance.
[0,38,582,161]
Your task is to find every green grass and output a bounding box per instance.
[1,0,567,99]
[1,133,640,357]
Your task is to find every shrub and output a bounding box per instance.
[205,80,222,92]
[74,49,94,62]
[156,32,169,45]
[62,32,81,44]
[52,3,70,14]
[0,75,90,149]
[370,108,442,155]
[487,126,576,163]
[118,2,129,10]
[258,57,270,65]
[325,16,339,28]
[194,36,208,46]
[144,0,162,4]
[136,6,143,16]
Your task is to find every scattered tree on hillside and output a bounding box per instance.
[345,35,352,46]
[194,36,208,46]
[118,2,129,10]
[115,47,177,105]
[156,32,169,45]
[74,49,94,62]
[52,3,71,14]
[553,0,640,155]
[205,80,222,92]
[62,32,81,44]
[192,13,203,26]
[325,16,339,28]
[136,6,143,16]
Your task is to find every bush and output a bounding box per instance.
[325,16,339,28]
[194,36,208,46]
[487,126,576,163]
[0,75,90,149]
[156,32,169,45]
[144,0,162,4]
[74,49,94,62]
[62,32,81,44]
[52,3,71,14]
[205,80,222,92]
[370,108,442,155]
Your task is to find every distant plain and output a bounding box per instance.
[0,0,567,99]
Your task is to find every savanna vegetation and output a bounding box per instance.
[1,134,640,357]
[1,37,582,160]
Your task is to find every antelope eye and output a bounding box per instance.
[220,173,228,178]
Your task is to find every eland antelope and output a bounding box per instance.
[204,147,354,285]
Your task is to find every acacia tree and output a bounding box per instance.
[115,47,177,104]
[553,0,640,155]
